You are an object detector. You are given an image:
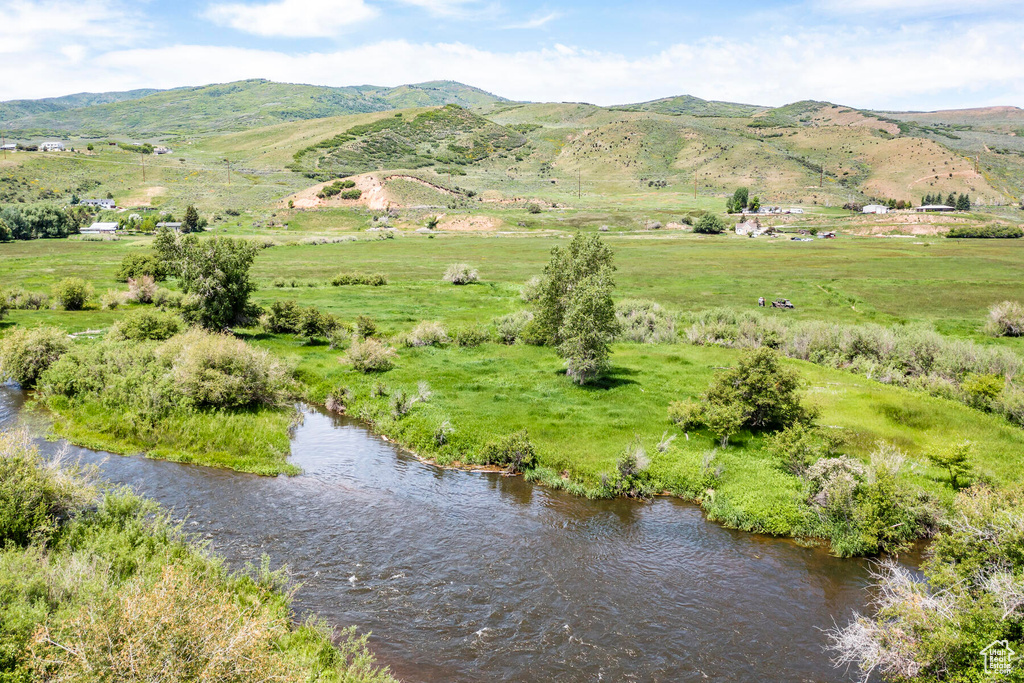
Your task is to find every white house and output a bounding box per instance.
[0,143,15,151]
[82,222,118,235]
[916,204,955,213]
[81,198,116,210]
[153,146,172,155]
[862,204,889,214]
[39,142,65,152]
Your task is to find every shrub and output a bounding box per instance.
[694,213,727,234]
[526,203,542,214]
[615,299,676,343]
[452,325,488,347]
[116,253,166,282]
[961,373,1005,411]
[355,315,377,339]
[346,338,396,373]
[109,309,183,342]
[926,440,974,489]
[492,311,533,344]
[151,288,183,308]
[340,189,362,200]
[520,276,543,302]
[100,289,126,310]
[764,423,843,475]
[443,263,479,285]
[405,321,449,347]
[0,326,71,388]
[479,430,537,473]
[609,438,653,498]
[4,288,49,310]
[158,329,291,409]
[946,224,1023,238]
[52,278,92,311]
[263,300,302,334]
[985,300,1024,337]
[127,275,157,304]
[331,272,388,286]
[298,307,341,342]
[0,430,97,546]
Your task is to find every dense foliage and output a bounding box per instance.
[946,224,1023,238]
[52,277,92,311]
[694,213,728,234]
[0,205,86,240]
[831,486,1024,681]
[0,326,72,388]
[155,229,260,329]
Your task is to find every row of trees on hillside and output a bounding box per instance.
[923,192,972,210]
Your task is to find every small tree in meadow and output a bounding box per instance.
[693,213,727,234]
[52,278,92,311]
[558,272,619,385]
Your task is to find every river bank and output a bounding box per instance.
[0,384,873,681]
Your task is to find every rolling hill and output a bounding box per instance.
[0,79,508,138]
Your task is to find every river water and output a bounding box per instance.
[0,386,873,682]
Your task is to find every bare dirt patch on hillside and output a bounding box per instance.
[439,215,501,232]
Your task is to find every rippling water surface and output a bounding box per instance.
[1,386,871,682]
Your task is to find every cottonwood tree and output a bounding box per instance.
[156,230,260,329]
[535,233,619,384]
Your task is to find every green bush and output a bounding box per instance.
[52,278,93,311]
[559,272,619,385]
[694,213,727,234]
[0,326,72,388]
[298,307,341,342]
[109,309,183,342]
[340,189,362,200]
[0,430,97,547]
[345,338,396,373]
[946,224,1023,238]
[331,272,388,286]
[355,315,377,339]
[404,321,449,347]
[452,325,488,347]
[615,299,676,343]
[479,430,537,473]
[492,311,533,344]
[116,253,166,282]
[263,300,303,334]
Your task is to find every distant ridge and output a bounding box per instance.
[0,79,509,138]
[612,94,767,118]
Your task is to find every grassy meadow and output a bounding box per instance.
[3,226,1024,551]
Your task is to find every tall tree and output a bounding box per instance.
[558,272,619,385]
[182,205,201,234]
[536,233,616,345]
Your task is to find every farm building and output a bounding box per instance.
[154,146,172,154]
[0,143,15,151]
[82,222,118,235]
[156,222,183,231]
[81,198,116,209]
[862,205,889,214]
[39,142,65,152]
[916,205,955,213]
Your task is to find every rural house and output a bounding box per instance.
[81,198,116,209]
[81,222,118,235]
[39,142,65,152]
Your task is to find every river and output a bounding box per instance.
[0,385,873,682]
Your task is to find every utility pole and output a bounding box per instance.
[141,151,146,182]
[694,173,697,200]
[577,167,581,200]
[2,131,5,160]
[819,166,823,188]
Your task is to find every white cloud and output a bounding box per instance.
[0,0,140,55]
[504,11,562,29]
[814,0,1024,13]
[1,15,1023,110]
[393,0,483,16]
[204,0,378,37]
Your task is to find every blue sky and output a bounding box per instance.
[2,0,1023,110]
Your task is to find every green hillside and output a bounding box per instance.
[614,94,767,118]
[0,88,161,122]
[0,79,508,138]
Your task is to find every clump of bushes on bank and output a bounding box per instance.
[0,326,71,388]
[683,307,1024,424]
[479,430,537,473]
[830,485,1024,680]
[694,213,727,234]
[443,263,479,285]
[0,430,399,682]
[117,252,167,282]
[946,224,1023,238]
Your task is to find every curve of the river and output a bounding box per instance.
[0,386,872,682]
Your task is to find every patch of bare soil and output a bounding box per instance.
[439,215,500,232]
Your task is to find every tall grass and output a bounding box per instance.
[684,307,1024,423]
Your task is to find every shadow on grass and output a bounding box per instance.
[557,366,640,391]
